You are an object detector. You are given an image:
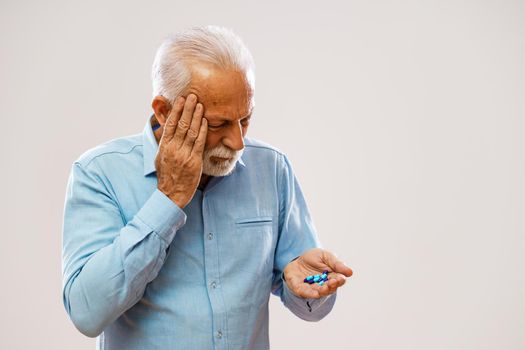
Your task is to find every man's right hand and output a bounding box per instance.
[155,94,208,208]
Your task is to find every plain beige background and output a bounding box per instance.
[1,0,524,349]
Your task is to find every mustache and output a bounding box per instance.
[201,144,244,176]
[204,145,242,159]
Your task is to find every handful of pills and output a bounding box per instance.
[304,270,329,286]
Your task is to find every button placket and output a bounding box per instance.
[203,194,226,347]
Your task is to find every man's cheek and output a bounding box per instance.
[203,136,215,153]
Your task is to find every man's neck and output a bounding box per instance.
[198,174,210,190]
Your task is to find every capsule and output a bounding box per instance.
[304,277,316,284]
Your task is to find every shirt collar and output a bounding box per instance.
[142,116,158,176]
[142,115,246,177]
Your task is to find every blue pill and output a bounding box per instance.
[319,281,325,286]
[304,275,315,283]
[313,276,320,282]
[321,273,327,279]
[304,276,316,284]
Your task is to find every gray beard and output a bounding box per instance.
[202,145,243,176]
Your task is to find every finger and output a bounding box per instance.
[316,277,344,297]
[174,94,198,147]
[162,96,185,142]
[328,272,347,286]
[183,103,203,149]
[323,251,353,277]
[324,273,346,294]
[191,118,207,158]
[318,284,337,297]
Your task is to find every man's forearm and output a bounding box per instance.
[62,189,186,337]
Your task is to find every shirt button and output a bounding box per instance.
[207,232,213,240]
[216,330,222,338]
[210,281,217,289]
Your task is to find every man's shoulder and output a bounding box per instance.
[244,137,285,157]
[241,137,292,174]
[74,133,143,169]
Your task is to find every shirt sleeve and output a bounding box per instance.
[271,154,336,321]
[61,161,186,337]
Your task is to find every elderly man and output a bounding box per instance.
[62,25,353,349]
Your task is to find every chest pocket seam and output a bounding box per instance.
[235,216,273,228]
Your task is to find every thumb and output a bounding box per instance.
[323,250,353,277]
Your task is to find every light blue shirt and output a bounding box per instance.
[62,117,336,349]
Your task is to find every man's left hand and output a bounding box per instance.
[283,248,353,299]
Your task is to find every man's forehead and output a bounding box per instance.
[186,87,254,119]
[188,62,252,90]
[185,62,254,120]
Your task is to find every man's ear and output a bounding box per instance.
[151,96,172,126]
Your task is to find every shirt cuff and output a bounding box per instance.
[135,189,187,244]
[281,274,336,314]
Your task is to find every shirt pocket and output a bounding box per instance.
[235,216,273,229]
[234,216,275,280]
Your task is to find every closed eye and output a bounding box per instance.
[207,115,252,131]
[208,123,226,130]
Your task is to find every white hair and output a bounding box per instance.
[151,25,256,101]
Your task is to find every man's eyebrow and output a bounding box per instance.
[205,109,254,121]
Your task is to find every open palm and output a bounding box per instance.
[283,248,353,299]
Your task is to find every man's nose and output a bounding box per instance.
[223,122,245,152]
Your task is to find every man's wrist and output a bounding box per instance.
[137,189,187,241]
[157,187,185,208]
